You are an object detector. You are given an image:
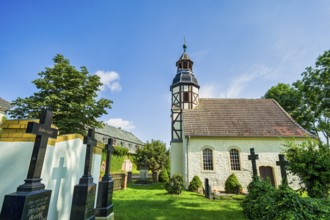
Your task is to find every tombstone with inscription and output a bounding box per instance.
[276,154,289,185]
[70,128,97,220]
[95,138,115,219]
[0,110,58,220]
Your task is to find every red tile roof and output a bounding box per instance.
[182,98,311,138]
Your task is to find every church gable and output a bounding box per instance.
[182,98,311,138]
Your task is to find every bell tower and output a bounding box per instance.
[170,41,200,142]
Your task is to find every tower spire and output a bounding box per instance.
[183,37,187,52]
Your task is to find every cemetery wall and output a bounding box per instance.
[0,119,102,220]
[185,137,303,192]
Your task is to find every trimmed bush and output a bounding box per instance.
[225,173,242,194]
[158,170,169,182]
[188,176,202,192]
[165,174,184,194]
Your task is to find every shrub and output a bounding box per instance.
[242,178,330,219]
[113,146,129,157]
[284,140,330,198]
[158,170,169,182]
[165,174,184,194]
[242,177,276,219]
[225,173,242,194]
[188,175,203,192]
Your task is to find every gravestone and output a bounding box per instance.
[95,138,115,219]
[276,154,289,185]
[70,128,97,220]
[121,159,133,172]
[204,178,212,199]
[248,148,259,179]
[0,110,58,220]
[138,165,149,184]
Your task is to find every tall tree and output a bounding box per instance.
[293,50,330,146]
[264,50,330,146]
[9,54,112,135]
[134,140,169,182]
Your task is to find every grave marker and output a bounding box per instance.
[276,154,289,185]
[0,110,58,220]
[95,138,115,219]
[248,148,259,178]
[70,128,97,220]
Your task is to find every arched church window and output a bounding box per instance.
[203,148,213,170]
[230,149,240,170]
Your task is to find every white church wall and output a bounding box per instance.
[0,136,102,220]
[186,137,303,192]
[170,142,184,176]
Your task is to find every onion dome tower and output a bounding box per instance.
[170,41,200,143]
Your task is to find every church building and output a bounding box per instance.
[170,43,311,191]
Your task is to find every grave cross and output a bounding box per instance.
[103,138,115,181]
[276,154,289,185]
[248,148,259,178]
[81,128,97,184]
[18,110,58,191]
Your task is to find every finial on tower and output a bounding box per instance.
[183,37,187,52]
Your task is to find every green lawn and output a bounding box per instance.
[112,183,246,220]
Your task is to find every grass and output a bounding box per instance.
[112,183,246,220]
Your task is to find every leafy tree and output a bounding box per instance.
[134,140,169,182]
[158,169,170,182]
[8,54,112,135]
[293,50,330,146]
[264,50,330,146]
[284,140,330,198]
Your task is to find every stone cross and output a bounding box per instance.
[81,128,97,184]
[102,138,115,181]
[248,148,259,178]
[18,110,58,191]
[276,154,289,185]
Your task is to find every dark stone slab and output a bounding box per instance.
[0,189,51,220]
[95,180,114,216]
[95,138,114,217]
[70,183,96,220]
[0,110,57,219]
[70,128,97,220]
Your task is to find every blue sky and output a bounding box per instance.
[1,1,330,147]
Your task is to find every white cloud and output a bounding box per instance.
[105,118,135,131]
[220,65,271,98]
[199,84,218,98]
[95,70,122,92]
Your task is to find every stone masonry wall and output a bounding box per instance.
[186,137,302,192]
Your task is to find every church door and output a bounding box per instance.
[259,166,275,186]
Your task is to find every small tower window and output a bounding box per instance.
[183,92,189,102]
